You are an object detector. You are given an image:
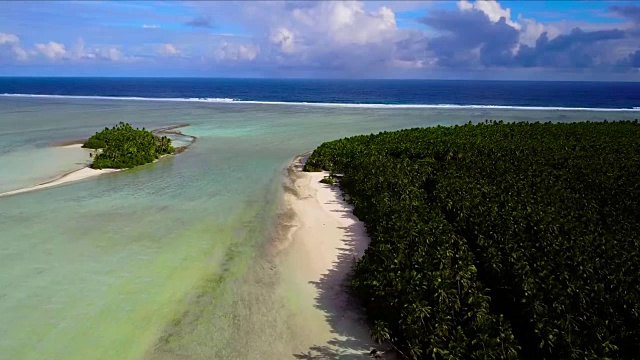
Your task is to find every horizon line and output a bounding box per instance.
[0,76,638,83]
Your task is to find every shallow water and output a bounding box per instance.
[0,97,638,359]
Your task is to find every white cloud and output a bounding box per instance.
[215,41,259,61]
[35,41,67,60]
[2,33,138,64]
[458,0,520,29]
[517,16,562,47]
[143,24,159,29]
[185,1,414,71]
[286,1,398,47]
[458,1,561,48]
[99,47,123,61]
[161,43,179,55]
[0,33,19,45]
[457,0,474,11]
[13,46,28,61]
[270,27,295,53]
[72,38,97,59]
[70,38,137,62]
[0,32,29,61]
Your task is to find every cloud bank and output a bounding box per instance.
[1,0,639,78]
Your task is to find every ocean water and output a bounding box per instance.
[0,79,639,360]
[2,77,640,110]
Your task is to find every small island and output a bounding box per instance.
[83,122,175,169]
[0,123,193,198]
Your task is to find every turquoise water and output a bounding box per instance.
[1,97,638,360]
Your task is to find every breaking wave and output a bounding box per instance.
[2,93,639,112]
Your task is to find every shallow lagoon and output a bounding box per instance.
[0,97,638,359]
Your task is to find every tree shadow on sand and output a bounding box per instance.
[293,182,393,360]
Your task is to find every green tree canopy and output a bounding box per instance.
[83,122,175,169]
[306,120,640,359]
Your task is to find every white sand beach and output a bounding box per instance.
[58,143,84,149]
[279,155,393,359]
[0,166,120,198]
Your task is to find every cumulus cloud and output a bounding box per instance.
[3,0,640,77]
[0,28,138,66]
[98,47,124,61]
[215,41,259,61]
[0,32,19,45]
[514,28,626,68]
[519,16,551,47]
[618,49,640,68]
[182,0,639,75]
[0,32,29,61]
[29,36,138,63]
[284,1,398,47]
[72,38,96,60]
[12,47,28,61]
[421,8,519,67]
[142,24,159,29]
[219,1,422,73]
[161,43,179,55]
[457,0,559,48]
[35,41,67,60]
[418,1,636,71]
[458,0,519,29]
[270,27,295,54]
[31,37,137,63]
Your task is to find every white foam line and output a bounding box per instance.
[1,93,639,112]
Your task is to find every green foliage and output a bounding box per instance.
[319,176,336,185]
[305,120,640,359]
[303,164,323,172]
[84,122,175,169]
[82,137,106,149]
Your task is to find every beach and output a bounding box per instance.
[277,154,392,358]
[0,144,116,198]
[0,166,120,197]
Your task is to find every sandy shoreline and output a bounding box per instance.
[279,154,393,359]
[58,143,84,149]
[0,166,120,198]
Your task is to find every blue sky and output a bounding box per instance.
[1,1,639,80]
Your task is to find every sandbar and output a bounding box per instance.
[0,166,120,198]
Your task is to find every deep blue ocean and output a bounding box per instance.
[0,77,639,110]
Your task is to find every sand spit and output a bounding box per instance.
[152,124,197,154]
[0,167,120,198]
[280,154,395,359]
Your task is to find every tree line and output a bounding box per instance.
[305,120,640,359]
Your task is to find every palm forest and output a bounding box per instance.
[304,120,640,359]
[83,122,174,169]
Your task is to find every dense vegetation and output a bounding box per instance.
[304,120,640,359]
[83,122,174,169]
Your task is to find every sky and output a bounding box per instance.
[1,0,640,80]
